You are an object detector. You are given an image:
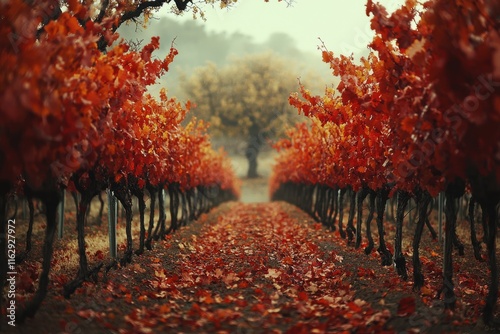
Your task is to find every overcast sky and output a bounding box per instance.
[161,0,405,56]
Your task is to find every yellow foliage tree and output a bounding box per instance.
[181,53,306,178]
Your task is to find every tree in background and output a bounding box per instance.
[181,53,308,178]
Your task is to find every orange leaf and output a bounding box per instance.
[358,166,367,173]
[322,50,334,63]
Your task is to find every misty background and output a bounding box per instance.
[117,16,331,195]
[115,1,400,201]
[117,15,335,101]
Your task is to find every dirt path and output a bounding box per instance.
[3,201,497,333]
[229,151,275,203]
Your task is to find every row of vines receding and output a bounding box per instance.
[270,0,500,326]
[0,0,240,324]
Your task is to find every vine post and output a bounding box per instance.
[57,189,66,239]
[107,189,117,259]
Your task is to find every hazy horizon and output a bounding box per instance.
[160,0,406,56]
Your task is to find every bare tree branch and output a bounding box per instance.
[95,0,110,23]
[97,0,192,52]
[120,0,169,25]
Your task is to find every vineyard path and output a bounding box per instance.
[4,155,494,333]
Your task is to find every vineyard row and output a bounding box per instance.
[0,1,240,324]
[270,0,499,325]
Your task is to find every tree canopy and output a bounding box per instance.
[181,53,308,177]
[183,53,301,136]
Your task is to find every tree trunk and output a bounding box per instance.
[168,183,180,232]
[145,185,157,251]
[364,189,376,255]
[346,188,356,244]
[338,187,347,239]
[466,170,500,326]
[96,192,104,225]
[468,197,483,261]
[19,188,60,321]
[245,146,259,178]
[441,179,465,310]
[355,187,369,249]
[412,189,432,290]
[17,192,35,263]
[395,190,410,279]
[245,123,262,178]
[134,191,146,255]
[376,187,392,266]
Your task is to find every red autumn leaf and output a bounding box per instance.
[235,299,248,307]
[397,296,416,316]
[251,303,266,314]
[357,267,375,278]
[18,272,36,292]
[94,250,104,260]
[297,291,309,302]
[238,280,249,289]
